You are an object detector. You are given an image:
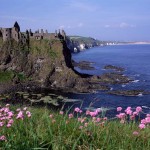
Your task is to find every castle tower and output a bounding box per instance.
[41,29,44,34]
[2,28,11,41]
[14,21,20,32]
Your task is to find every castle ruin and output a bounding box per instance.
[0,22,66,43]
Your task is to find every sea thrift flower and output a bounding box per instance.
[133,131,139,136]
[86,110,90,115]
[146,114,150,117]
[59,111,64,115]
[0,122,4,127]
[16,108,21,112]
[52,119,56,123]
[139,123,146,129]
[23,107,28,111]
[79,126,83,129]
[26,111,31,118]
[116,113,126,119]
[49,114,53,118]
[120,119,125,124]
[145,117,150,124]
[68,113,73,119]
[16,111,24,120]
[8,119,14,124]
[96,117,101,122]
[136,106,142,113]
[130,115,135,120]
[0,135,6,141]
[133,111,139,116]
[90,111,98,117]
[74,107,81,113]
[117,107,122,112]
[84,122,88,127]
[103,117,108,121]
[7,123,12,128]
[7,111,14,118]
[5,104,9,107]
[141,119,146,124]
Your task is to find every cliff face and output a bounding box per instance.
[0,38,107,93]
[66,36,104,53]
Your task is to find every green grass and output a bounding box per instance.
[0,103,150,150]
[0,71,14,83]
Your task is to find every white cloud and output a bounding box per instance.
[104,25,111,28]
[77,22,83,27]
[0,15,36,22]
[104,22,136,28]
[67,1,98,12]
[59,25,65,29]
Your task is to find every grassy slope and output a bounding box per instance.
[0,103,150,150]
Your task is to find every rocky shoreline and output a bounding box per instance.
[0,38,149,107]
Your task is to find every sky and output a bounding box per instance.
[0,0,150,41]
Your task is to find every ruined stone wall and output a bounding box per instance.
[2,28,11,41]
[11,27,19,42]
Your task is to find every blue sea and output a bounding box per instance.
[67,44,150,117]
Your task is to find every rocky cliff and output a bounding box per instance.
[0,38,110,94]
[66,36,105,53]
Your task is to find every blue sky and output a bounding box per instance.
[0,0,150,41]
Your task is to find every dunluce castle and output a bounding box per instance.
[0,21,66,43]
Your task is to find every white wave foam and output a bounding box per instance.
[132,80,140,83]
[122,84,126,87]
[138,93,143,97]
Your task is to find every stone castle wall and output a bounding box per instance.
[0,22,66,42]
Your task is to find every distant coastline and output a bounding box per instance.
[118,41,150,45]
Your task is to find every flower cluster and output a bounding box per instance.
[116,106,149,130]
[0,104,32,141]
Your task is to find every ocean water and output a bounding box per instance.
[67,44,150,117]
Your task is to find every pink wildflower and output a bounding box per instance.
[79,126,83,129]
[120,119,125,124]
[86,110,90,115]
[141,119,146,124]
[59,111,64,115]
[5,104,10,107]
[7,124,12,128]
[78,117,82,122]
[49,114,53,118]
[145,117,150,124]
[26,111,31,118]
[8,119,14,124]
[146,114,150,117]
[90,111,98,117]
[68,113,73,119]
[133,111,138,116]
[0,122,4,127]
[96,117,101,122]
[133,131,139,136]
[116,113,126,119]
[139,123,146,129]
[74,107,80,113]
[0,135,6,141]
[23,107,28,111]
[103,117,108,121]
[16,108,21,112]
[16,111,24,120]
[84,122,88,127]
[136,106,142,113]
[7,111,14,118]
[117,107,122,112]
[130,115,135,120]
